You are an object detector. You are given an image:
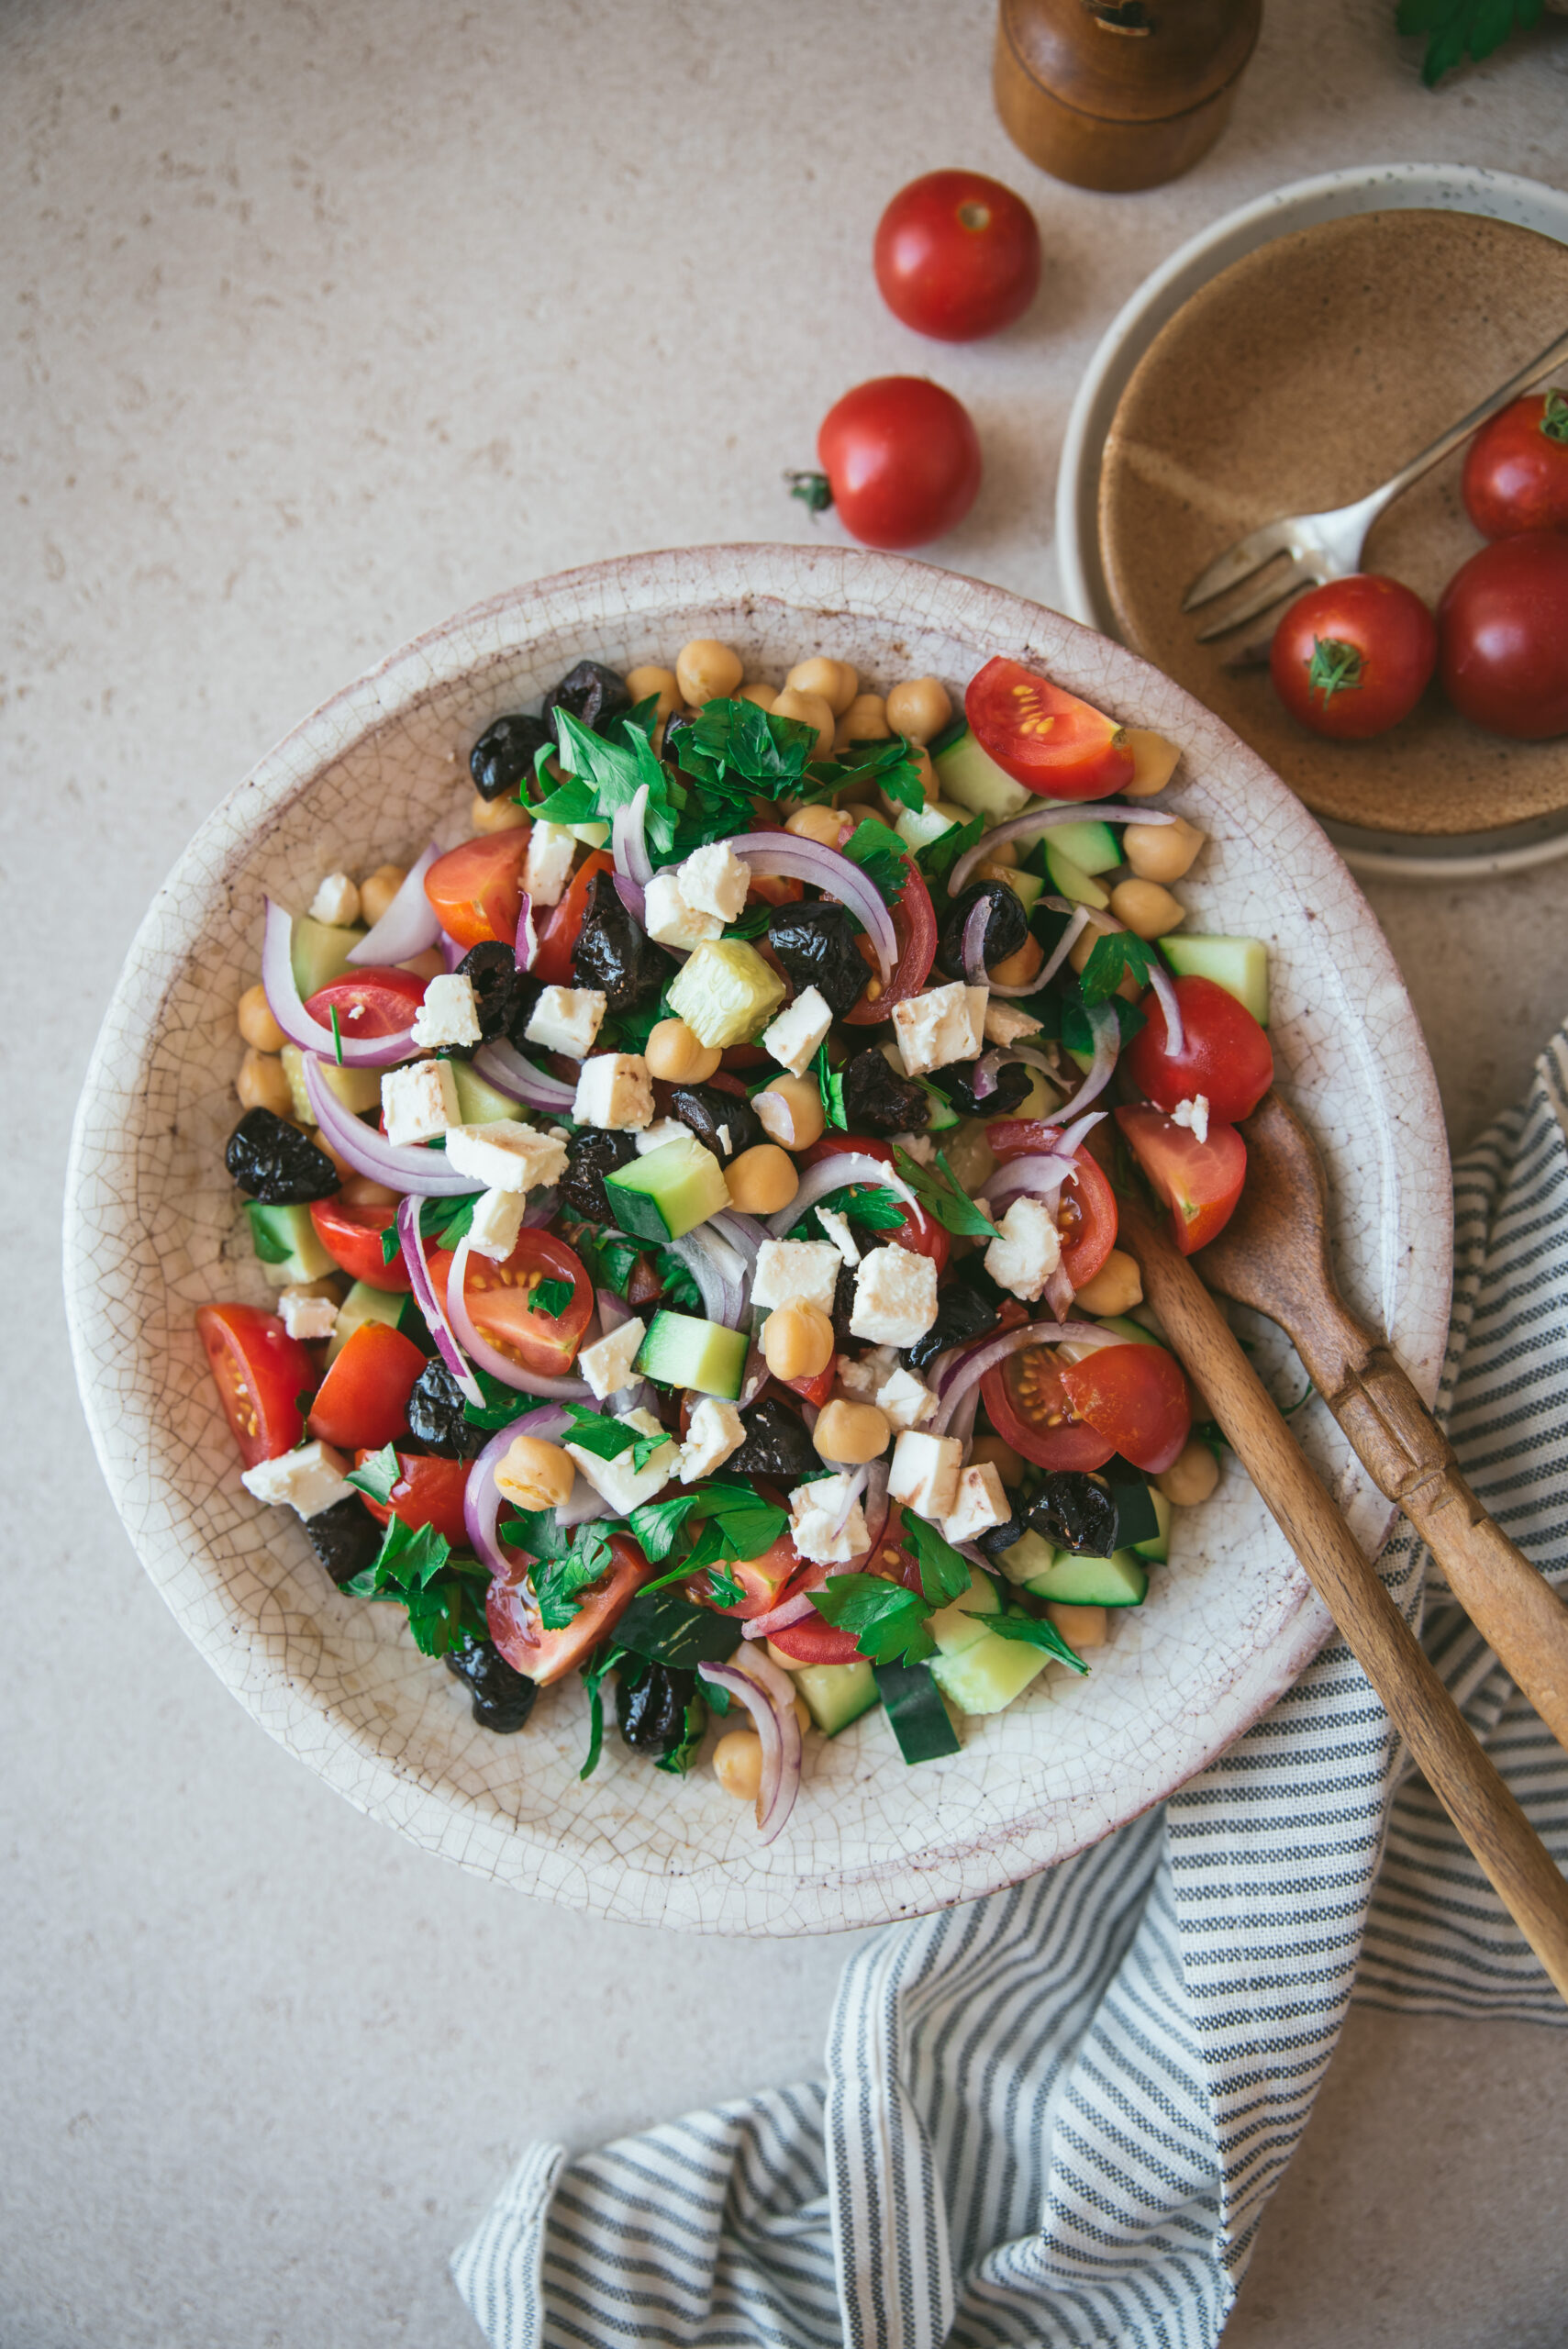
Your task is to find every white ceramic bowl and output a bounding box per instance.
[63,544,1451,1936]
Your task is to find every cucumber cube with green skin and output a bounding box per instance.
[995,1527,1057,1586]
[795,1658,878,1736]
[1043,818,1119,876]
[1095,1314,1167,1350]
[926,1567,1003,1657]
[666,940,786,1050]
[932,724,1034,822]
[894,800,965,854]
[930,1628,1053,1715]
[451,1063,527,1125]
[1130,1488,1173,1564]
[246,1200,337,1285]
[605,1134,729,1243]
[998,868,1044,917]
[289,915,368,997]
[1023,1552,1148,1607]
[327,1281,422,1365]
[1042,841,1110,909]
[1160,934,1270,1027]
[281,1043,381,1124]
[635,1309,749,1399]
[874,1660,962,1762]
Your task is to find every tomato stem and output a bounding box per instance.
[784,469,833,518]
[1542,389,1568,446]
[1306,635,1364,706]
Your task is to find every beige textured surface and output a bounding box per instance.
[8,0,1568,2342]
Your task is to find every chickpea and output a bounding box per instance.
[237,1049,294,1119]
[726,1144,799,1216]
[1121,729,1181,796]
[770,686,836,760]
[713,1729,764,1802]
[624,663,682,721]
[836,692,889,748]
[1046,1603,1108,1649]
[785,656,858,716]
[761,1301,835,1383]
[1071,1247,1144,1318]
[885,676,952,742]
[754,1074,826,1152]
[399,947,446,981]
[643,1018,720,1085]
[339,1173,401,1208]
[784,804,851,849]
[738,681,778,711]
[813,1398,892,1464]
[970,1434,1023,1486]
[471,790,529,834]
[989,933,1044,992]
[495,1435,576,1512]
[765,1639,804,1672]
[976,837,1019,870]
[676,638,743,707]
[237,983,286,1053]
[1067,911,1140,999]
[1157,1440,1220,1509]
[359,863,407,927]
[1123,814,1205,885]
[1110,878,1186,941]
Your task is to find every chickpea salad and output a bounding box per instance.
[204,640,1274,1839]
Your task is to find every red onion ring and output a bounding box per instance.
[742,1590,817,1639]
[1045,1264,1076,1320]
[471,1039,576,1112]
[514,890,538,974]
[978,1151,1076,1207]
[699,1654,802,1842]
[708,1208,767,1264]
[988,904,1091,1002]
[302,1053,478,1196]
[1052,1000,1121,1125]
[261,900,417,1066]
[668,1225,748,1327]
[463,1404,574,1582]
[612,785,653,888]
[862,1457,891,1552]
[724,832,896,982]
[612,873,648,927]
[929,1319,1118,1435]
[947,803,1176,899]
[826,1464,870,1531]
[1146,961,1184,1056]
[346,844,441,967]
[396,1195,484,1405]
[765,1152,920,1239]
[445,1235,591,1398]
[961,897,990,988]
[441,932,466,974]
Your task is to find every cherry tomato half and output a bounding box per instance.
[984,1126,1118,1290]
[307,1197,410,1292]
[684,1497,799,1620]
[1269,575,1437,740]
[1058,1344,1191,1476]
[459,1229,595,1376]
[307,1319,427,1452]
[424,831,531,951]
[530,849,615,986]
[303,964,427,1040]
[488,1532,652,1686]
[803,1133,949,1269]
[1438,529,1568,741]
[196,1302,317,1468]
[1462,389,1568,540]
[1125,974,1273,1126]
[873,170,1040,343]
[816,376,982,551]
[1116,1103,1248,1257]
[767,1505,918,1664]
[842,861,938,1024]
[965,657,1134,799]
[981,1346,1115,1473]
[354,1449,471,1545]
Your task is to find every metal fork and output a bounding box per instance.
[1183,324,1568,641]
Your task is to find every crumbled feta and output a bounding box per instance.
[523,819,579,908]
[891,981,988,1077]
[636,1117,691,1155]
[850,1244,939,1347]
[818,1208,861,1267]
[307,871,361,927]
[984,1196,1063,1303]
[679,1396,746,1483]
[523,985,606,1062]
[576,1316,647,1401]
[891,1130,935,1164]
[565,1406,679,1513]
[467,1186,526,1261]
[444,1120,569,1194]
[643,870,723,952]
[789,1473,869,1565]
[677,841,751,925]
[572,1052,654,1131]
[838,1344,898,1398]
[240,1439,355,1520]
[984,1001,1045,1048]
[941,1462,1010,1546]
[886,1431,962,1522]
[382,1057,460,1147]
[761,985,832,1078]
[411,971,482,1051]
[875,1366,936,1433]
[1172,1093,1211,1146]
[278,1286,338,1341]
[752,1238,842,1319]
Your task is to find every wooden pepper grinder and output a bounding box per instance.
[994,0,1262,194]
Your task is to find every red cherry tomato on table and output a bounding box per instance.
[964,657,1135,799]
[1125,974,1273,1125]
[354,1450,471,1545]
[803,1133,949,1269]
[1462,389,1568,540]
[424,831,531,951]
[987,1126,1118,1291]
[457,1229,595,1377]
[873,170,1040,343]
[815,376,982,551]
[1058,1344,1191,1477]
[307,1197,410,1292]
[1116,1103,1248,1257]
[980,1346,1116,1474]
[307,1319,427,1453]
[841,862,938,1024]
[304,964,428,1040]
[1268,575,1437,740]
[488,1533,653,1687]
[196,1303,317,1468]
[1438,529,1568,741]
[530,849,615,986]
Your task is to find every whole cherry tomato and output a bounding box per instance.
[1462,389,1568,540]
[1125,974,1273,1125]
[1438,529,1568,741]
[1269,575,1437,740]
[964,656,1134,799]
[812,377,981,550]
[873,170,1040,343]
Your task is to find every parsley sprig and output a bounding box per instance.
[1396,0,1544,85]
[496,1508,617,1630]
[342,1514,490,1657]
[891,1143,997,1241]
[533,707,686,856]
[809,1518,1090,1675]
[379,1190,479,1267]
[1078,931,1155,1008]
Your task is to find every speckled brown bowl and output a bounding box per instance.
[1099,209,1568,839]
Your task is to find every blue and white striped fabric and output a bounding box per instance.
[454,1030,1568,2349]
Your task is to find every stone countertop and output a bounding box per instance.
[6,2,1567,2341]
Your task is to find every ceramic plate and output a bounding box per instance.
[63,544,1451,1936]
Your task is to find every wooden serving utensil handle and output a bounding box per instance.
[1120,1195,1568,2004]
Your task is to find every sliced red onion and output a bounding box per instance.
[708,1208,767,1264]
[1057,1108,1108,1158]
[698,1654,802,1843]
[1147,960,1184,1056]
[973,1041,1065,1105]
[826,1464,870,1531]
[472,1039,577,1112]
[463,1405,574,1582]
[725,832,896,983]
[397,1194,484,1405]
[302,1054,478,1196]
[962,898,990,988]
[445,1235,590,1398]
[595,1287,634,1338]
[766,1152,919,1239]
[1052,1000,1121,1125]
[514,891,538,974]
[948,1383,980,1450]
[522,1186,561,1230]
[978,1151,1075,1207]
[612,873,648,927]
[947,803,1176,898]
[739,1342,769,1408]
[612,785,653,888]
[668,1225,747,1327]
[347,844,441,967]
[862,1457,891,1552]
[989,904,1091,1001]
[441,932,466,974]
[261,900,417,1066]
[929,1318,1116,1436]
[742,1590,817,1640]
[556,1479,616,1529]
[1046,1264,1076,1321]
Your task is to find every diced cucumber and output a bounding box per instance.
[795,1658,878,1737]
[1095,1313,1167,1351]
[1011,1067,1062,1119]
[874,1660,961,1763]
[635,1308,749,1399]
[932,723,1034,821]
[995,1527,1056,1586]
[927,1567,1003,1658]
[1023,1552,1148,1607]
[894,799,966,853]
[569,820,611,849]
[667,940,786,1049]
[280,1043,381,1125]
[1101,1472,1162,1554]
[246,1200,337,1285]
[999,867,1044,916]
[327,1279,423,1364]
[930,1628,1052,1715]
[1044,819,1120,877]
[451,1063,527,1125]
[1160,934,1270,1027]
[289,915,367,997]
[1130,1488,1172,1563]
[605,1133,729,1242]
[1041,841,1110,908]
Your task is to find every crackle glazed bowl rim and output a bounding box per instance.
[63,542,1451,1937]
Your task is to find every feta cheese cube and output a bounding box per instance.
[818,1207,860,1267]
[875,1366,935,1433]
[523,819,579,908]
[565,1406,679,1513]
[891,982,988,1077]
[523,985,606,1062]
[984,1000,1045,1048]
[940,1462,1010,1546]
[1172,1093,1210,1146]
[411,971,482,1051]
[636,1117,691,1155]
[886,1431,962,1522]
[382,1057,460,1147]
[576,1316,647,1401]
[643,870,723,952]
[241,1439,355,1520]
[572,1052,654,1131]
[307,871,361,927]
[278,1286,338,1341]
[678,1396,746,1483]
[789,1473,870,1565]
[839,1344,898,1398]
[752,1238,842,1319]
[761,985,833,1078]
[984,1196,1063,1303]
[850,1244,939,1347]
[677,841,751,924]
[467,1186,526,1261]
[444,1120,569,1194]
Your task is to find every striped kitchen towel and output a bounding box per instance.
[453,1029,1568,2349]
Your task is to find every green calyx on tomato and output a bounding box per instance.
[1306,636,1364,707]
[1543,391,1568,445]
[786,470,833,516]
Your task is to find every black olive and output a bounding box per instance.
[668,1083,764,1163]
[305,1497,382,1588]
[616,1660,700,1755]
[974,1489,1029,1558]
[470,712,551,801]
[225,1108,339,1205]
[728,1395,820,1483]
[445,1640,538,1733]
[767,901,869,1019]
[935,881,1029,982]
[841,1048,931,1137]
[930,1057,1033,1121]
[561,1126,639,1224]
[1027,1472,1120,1557]
[542,659,629,743]
[830,1260,858,1353]
[571,872,673,1012]
[406,1362,485,1460]
[902,1281,997,1372]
